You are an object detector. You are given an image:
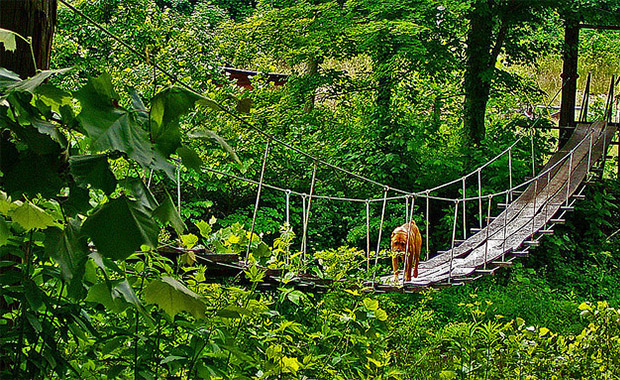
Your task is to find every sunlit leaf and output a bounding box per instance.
[196,220,212,240]
[143,276,206,319]
[12,201,55,231]
[0,28,16,52]
[363,298,379,311]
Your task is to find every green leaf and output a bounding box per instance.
[216,305,252,319]
[0,28,16,52]
[196,97,222,111]
[196,220,212,240]
[121,178,158,211]
[4,68,71,94]
[12,201,55,231]
[86,281,129,313]
[363,298,379,311]
[44,223,88,284]
[236,97,253,113]
[188,129,240,164]
[287,290,304,306]
[143,276,206,319]
[76,74,172,175]
[149,86,200,157]
[180,234,198,249]
[0,218,10,246]
[34,84,72,110]
[176,146,203,171]
[375,308,388,321]
[152,191,186,235]
[82,196,159,260]
[69,154,117,195]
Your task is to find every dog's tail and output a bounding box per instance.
[413,263,419,278]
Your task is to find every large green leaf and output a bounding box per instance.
[82,196,158,260]
[143,276,206,320]
[120,178,158,211]
[176,146,203,172]
[69,154,117,195]
[149,86,200,157]
[0,67,71,94]
[12,201,55,231]
[44,222,89,299]
[76,74,171,174]
[86,279,141,313]
[44,222,88,282]
[152,191,186,235]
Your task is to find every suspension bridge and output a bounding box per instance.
[60,0,620,293]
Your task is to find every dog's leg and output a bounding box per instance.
[392,256,400,282]
[404,252,414,282]
[413,232,422,278]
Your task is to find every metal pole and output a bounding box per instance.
[531,178,538,237]
[425,191,430,259]
[462,178,466,239]
[566,151,573,206]
[366,200,371,272]
[477,169,483,229]
[176,164,181,213]
[484,195,492,270]
[448,200,459,283]
[285,189,291,265]
[373,186,389,284]
[508,149,513,202]
[246,141,271,261]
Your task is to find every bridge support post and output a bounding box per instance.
[559,15,580,148]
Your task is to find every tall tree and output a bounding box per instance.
[0,0,57,78]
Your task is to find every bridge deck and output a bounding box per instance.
[376,121,616,289]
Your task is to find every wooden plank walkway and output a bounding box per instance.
[376,121,616,289]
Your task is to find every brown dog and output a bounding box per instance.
[390,221,422,281]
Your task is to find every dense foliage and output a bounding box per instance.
[1,0,620,379]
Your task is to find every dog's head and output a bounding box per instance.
[390,229,408,254]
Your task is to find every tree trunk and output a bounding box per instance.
[558,14,579,148]
[0,0,57,78]
[463,0,495,146]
